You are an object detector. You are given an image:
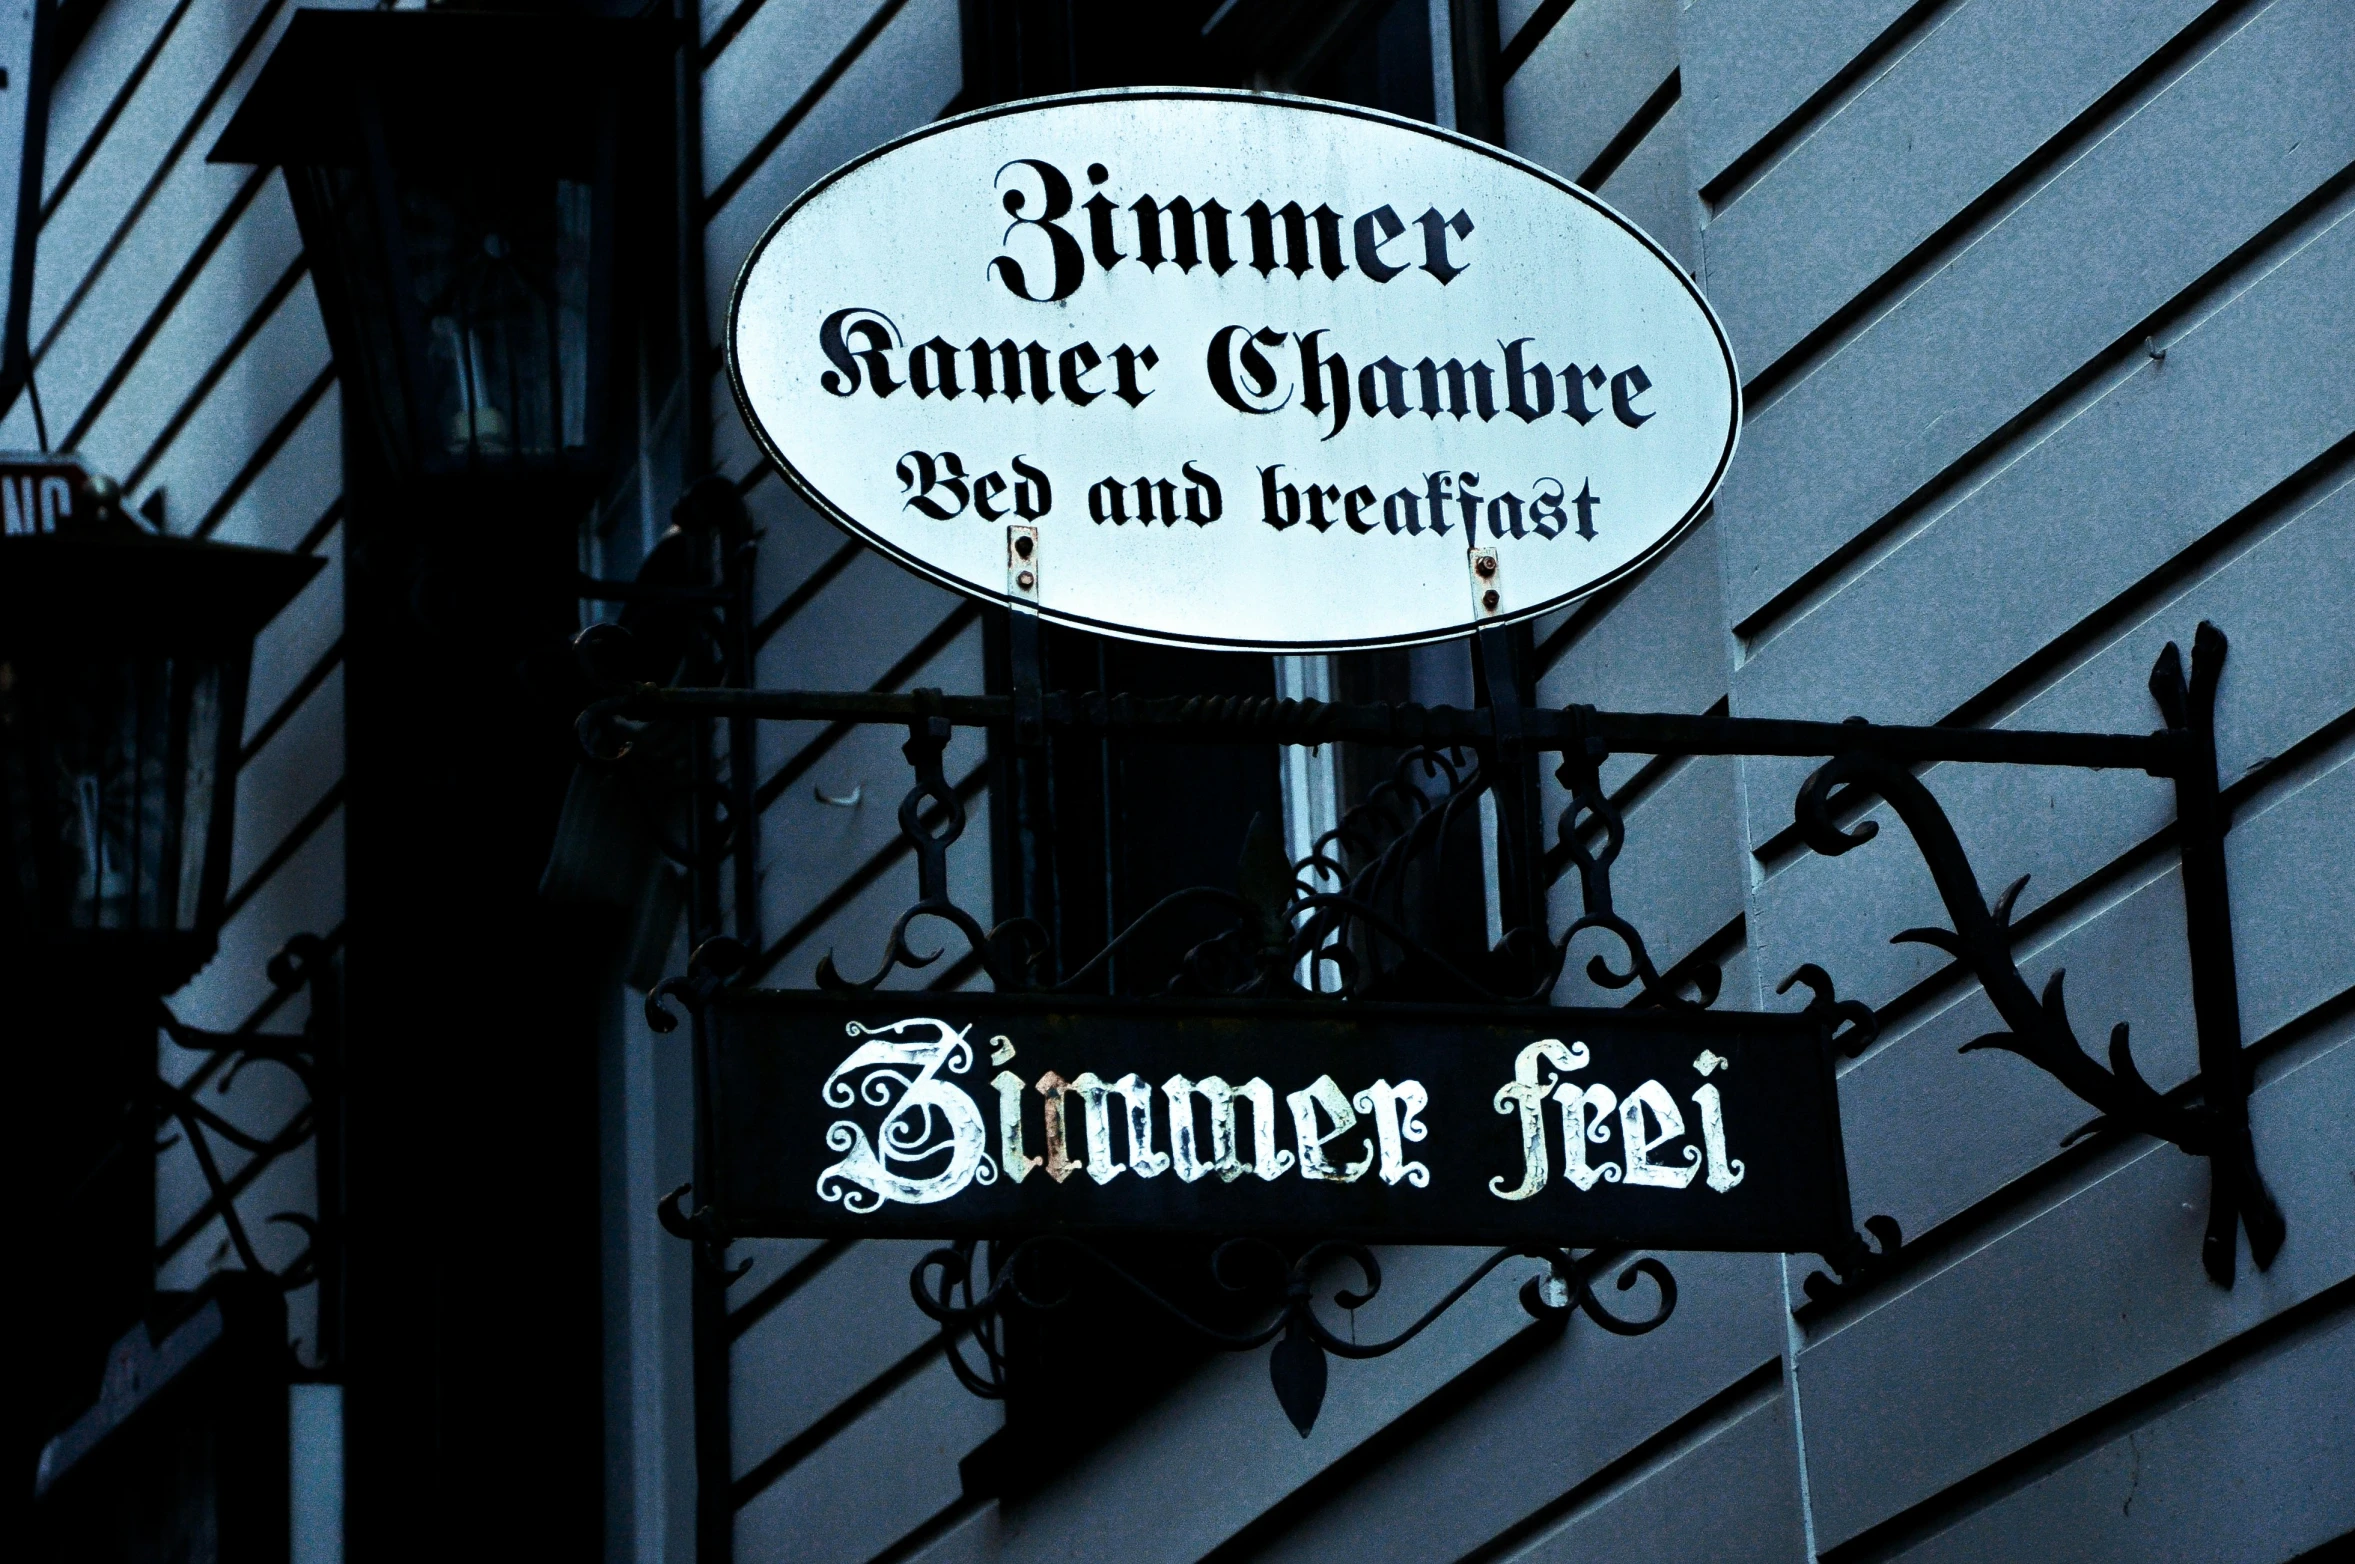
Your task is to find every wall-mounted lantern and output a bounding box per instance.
[0,461,321,990]
[211,9,655,489]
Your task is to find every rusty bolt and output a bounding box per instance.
[1014,535,1034,559]
[1016,570,1036,591]
[1482,589,1500,610]
[1474,555,1497,578]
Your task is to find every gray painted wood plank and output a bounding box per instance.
[701,0,961,345]
[730,1239,941,1479]
[732,1353,998,1564]
[243,520,343,746]
[701,0,752,50]
[724,1237,830,1310]
[1503,0,1677,190]
[1893,1302,2355,1563]
[1499,0,1547,45]
[1537,511,1730,796]
[1714,0,2355,632]
[1743,470,2355,1012]
[160,360,340,550]
[897,1501,999,1564]
[751,546,969,709]
[964,1248,1549,1564]
[1596,98,1697,272]
[30,0,283,347]
[1679,0,1918,192]
[1705,0,2213,377]
[741,473,866,661]
[43,187,329,473]
[1797,1025,2355,1549]
[1733,192,2355,842]
[42,0,184,200]
[222,666,343,893]
[1511,1389,1809,1564]
[1244,1254,1786,1564]
[700,0,889,201]
[76,192,307,473]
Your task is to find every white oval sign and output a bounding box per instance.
[729,89,1740,652]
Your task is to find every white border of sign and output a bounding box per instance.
[726,87,1742,653]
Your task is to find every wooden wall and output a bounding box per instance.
[673,1,2354,1560]
[31,0,2342,1557]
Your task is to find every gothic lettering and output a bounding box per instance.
[897,451,1052,522]
[1201,325,1652,441]
[990,158,1085,303]
[1354,1079,1432,1188]
[1289,1075,1376,1182]
[1491,1039,1584,1200]
[1619,1080,1701,1189]
[815,1020,997,1212]
[992,162,1475,302]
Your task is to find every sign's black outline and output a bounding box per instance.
[701,988,1852,1254]
[725,87,1745,654]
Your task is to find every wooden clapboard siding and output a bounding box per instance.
[662,1,2355,1559]
[1697,0,2355,1557]
[13,0,354,1367]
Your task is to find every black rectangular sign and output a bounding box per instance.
[705,993,1853,1255]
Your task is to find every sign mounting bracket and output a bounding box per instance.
[605,619,2273,1436]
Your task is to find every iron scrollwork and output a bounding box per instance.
[908,1233,1676,1436]
[1554,707,1720,1010]
[154,933,339,1299]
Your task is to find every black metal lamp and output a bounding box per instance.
[210,8,655,487]
[0,470,321,990]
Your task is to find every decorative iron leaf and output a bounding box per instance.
[1992,873,2031,932]
[1891,925,1969,958]
[1269,1319,1327,1437]
[2107,1021,2154,1096]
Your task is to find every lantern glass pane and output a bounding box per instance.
[295,163,418,475]
[3,655,221,937]
[400,170,594,465]
[178,668,220,931]
[57,658,211,932]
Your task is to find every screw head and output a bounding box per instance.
[1474,556,1497,578]
[1481,589,1500,610]
[1016,570,1036,591]
[1014,535,1033,559]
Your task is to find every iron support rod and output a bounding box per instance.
[2161,626,2283,1284]
[597,685,2181,774]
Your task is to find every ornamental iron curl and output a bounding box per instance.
[907,1232,1677,1435]
[1792,623,2278,1288]
[154,933,340,1313]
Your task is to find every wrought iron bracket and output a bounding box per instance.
[626,611,2278,1439]
[1793,624,2277,1287]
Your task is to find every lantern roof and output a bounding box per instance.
[0,521,323,655]
[209,7,665,172]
